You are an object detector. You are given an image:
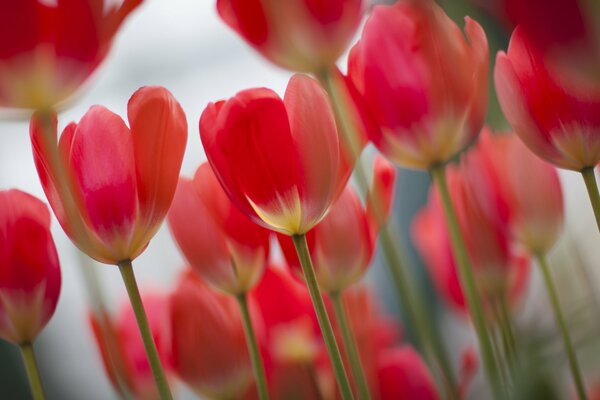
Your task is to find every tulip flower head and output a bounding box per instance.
[217,0,363,72]
[168,163,271,295]
[31,86,187,265]
[169,270,255,399]
[0,0,143,110]
[495,26,600,171]
[90,292,172,400]
[348,0,489,170]
[201,74,351,236]
[0,189,61,344]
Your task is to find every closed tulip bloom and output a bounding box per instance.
[201,74,350,236]
[90,293,172,400]
[0,0,142,110]
[168,163,270,295]
[0,189,61,344]
[170,270,255,399]
[30,86,187,264]
[495,27,600,171]
[217,0,362,72]
[278,156,396,293]
[348,0,489,170]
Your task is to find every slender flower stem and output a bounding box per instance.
[20,342,45,400]
[330,291,372,400]
[499,299,518,367]
[292,234,354,400]
[236,293,270,400]
[536,254,588,400]
[317,67,457,399]
[430,165,504,400]
[118,260,172,400]
[581,167,600,233]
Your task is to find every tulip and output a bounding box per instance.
[0,189,61,399]
[31,86,187,265]
[348,0,489,170]
[0,0,143,110]
[168,163,270,295]
[90,292,172,400]
[170,270,255,399]
[216,0,362,73]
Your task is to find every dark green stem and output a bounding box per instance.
[430,165,504,400]
[20,342,45,400]
[536,254,587,400]
[236,294,270,400]
[118,260,172,400]
[292,234,354,400]
[331,292,372,400]
[581,167,600,233]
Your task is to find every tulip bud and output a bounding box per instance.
[200,74,351,235]
[217,0,362,72]
[348,0,489,170]
[169,270,255,399]
[30,86,187,264]
[168,163,270,295]
[0,0,142,110]
[0,189,61,344]
[90,292,172,400]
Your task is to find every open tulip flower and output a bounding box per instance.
[0,189,61,399]
[348,0,489,170]
[201,73,351,236]
[168,162,271,296]
[0,0,143,110]
[217,0,362,73]
[30,86,187,265]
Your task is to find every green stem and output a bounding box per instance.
[292,234,354,400]
[499,299,518,367]
[536,254,588,400]
[331,292,372,400]
[581,167,600,233]
[236,294,270,400]
[118,260,172,400]
[317,67,457,399]
[19,342,45,400]
[430,164,504,400]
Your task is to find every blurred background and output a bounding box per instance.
[0,0,599,399]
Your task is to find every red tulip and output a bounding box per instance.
[200,74,351,235]
[30,86,187,264]
[377,346,439,400]
[170,270,255,399]
[412,166,530,317]
[466,130,564,254]
[217,0,362,72]
[277,156,396,293]
[0,189,61,344]
[348,0,489,170]
[168,163,270,295]
[495,26,600,171]
[0,0,142,109]
[90,292,172,400]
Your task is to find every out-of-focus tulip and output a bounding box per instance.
[0,0,143,110]
[170,270,255,399]
[217,0,362,72]
[412,167,530,317]
[376,346,439,400]
[495,27,600,171]
[277,156,396,293]
[168,163,270,295]
[466,130,564,254]
[30,86,187,264]
[90,293,172,400]
[201,74,351,236]
[0,190,61,344]
[348,0,489,170]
